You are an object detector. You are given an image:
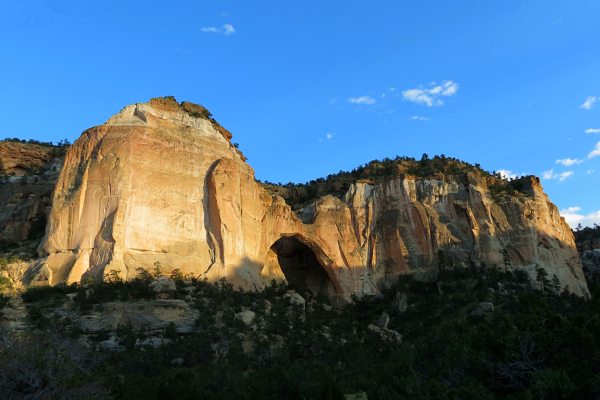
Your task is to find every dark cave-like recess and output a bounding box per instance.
[270,236,334,296]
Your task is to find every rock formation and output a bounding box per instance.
[0,142,63,245]
[31,97,588,297]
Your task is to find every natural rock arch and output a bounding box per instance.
[265,233,342,296]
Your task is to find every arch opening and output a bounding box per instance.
[269,236,336,297]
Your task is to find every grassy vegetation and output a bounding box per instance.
[4,266,599,399]
[260,154,532,209]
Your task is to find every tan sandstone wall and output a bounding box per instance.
[35,98,589,298]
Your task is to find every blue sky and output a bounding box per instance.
[1,0,599,226]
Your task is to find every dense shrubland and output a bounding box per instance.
[260,154,532,209]
[574,224,600,251]
[1,265,599,399]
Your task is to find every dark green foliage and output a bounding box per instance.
[573,223,600,252]
[0,293,8,311]
[2,137,57,147]
[12,270,600,399]
[260,154,531,209]
[0,329,110,399]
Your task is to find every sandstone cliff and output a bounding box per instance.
[0,142,63,245]
[34,97,589,297]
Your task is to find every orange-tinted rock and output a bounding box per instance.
[35,98,589,297]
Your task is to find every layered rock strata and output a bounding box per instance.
[34,97,589,297]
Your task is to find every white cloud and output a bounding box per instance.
[542,169,554,180]
[559,171,574,181]
[223,24,235,35]
[581,96,598,110]
[542,169,574,182]
[588,141,600,159]
[556,158,583,166]
[410,115,430,121]
[498,169,517,179]
[587,169,595,174]
[347,96,376,105]
[201,24,235,35]
[586,128,600,134]
[560,206,600,228]
[402,80,459,107]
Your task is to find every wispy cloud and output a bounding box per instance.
[581,96,598,110]
[402,81,459,107]
[318,132,334,143]
[560,206,600,228]
[556,158,583,166]
[586,128,600,134]
[588,141,600,159]
[542,169,574,182]
[201,24,235,35]
[409,115,430,121]
[347,96,376,105]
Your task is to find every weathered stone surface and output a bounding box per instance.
[0,142,63,245]
[76,299,198,333]
[235,310,256,326]
[374,312,390,329]
[136,337,173,348]
[582,249,600,283]
[393,292,408,314]
[34,97,589,298]
[0,141,56,176]
[284,291,306,309]
[150,276,176,293]
[98,336,125,352]
[367,323,402,343]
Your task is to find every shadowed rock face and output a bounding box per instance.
[32,97,589,298]
[270,236,335,296]
[0,142,63,245]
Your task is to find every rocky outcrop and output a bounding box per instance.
[582,249,600,283]
[0,141,56,176]
[0,142,63,245]
[34,97,589,297]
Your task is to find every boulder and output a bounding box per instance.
[235,310,256,326]
[284,292,306,309]
[367,324,402,343]
[582,249,600,283]
[374,312,390,329]
[150,277,176,294]
[393,292,407,314]
[98,336,125,352]
[471,301,495,317]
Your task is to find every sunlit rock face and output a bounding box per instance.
[36,97,589,298]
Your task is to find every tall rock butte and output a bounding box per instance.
[35,97,589,297]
